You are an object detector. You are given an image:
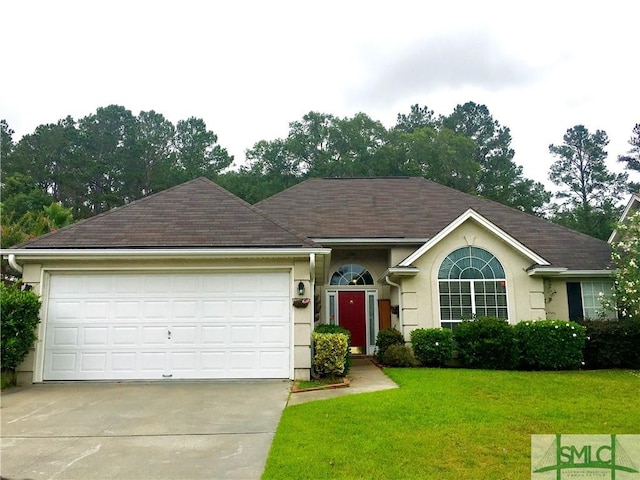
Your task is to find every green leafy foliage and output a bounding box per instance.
[410,328,454,367]
[375,327,404,362]
[548,124,629,239]
[314,324,352,374]
[312,332,349,378]
[618,123,640,191]
[579,319,640,369]
[453,317,519,370]
[1,284,41,370]
[605,210,640,319]
[514,320,586,370]
[382,344,416,367]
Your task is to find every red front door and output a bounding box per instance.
[338,291,366,350]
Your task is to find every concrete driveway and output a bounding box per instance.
[1,380,291,480]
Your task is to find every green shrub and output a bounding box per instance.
[1,283,41,371]
[382,344,416,367]
[312,332,349,378]
[514,320,586,370]
[314,324,352,374]
[375,327,404,362]
[410,328,453,367]
[453,316,519,370]
[579,319,640,369]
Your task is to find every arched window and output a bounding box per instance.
[330,264,374,286]
[438,247,508,329]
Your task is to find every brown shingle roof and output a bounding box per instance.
[17,177,315,249]
[256,177,612,270]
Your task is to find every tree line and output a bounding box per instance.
[1,103,638,248]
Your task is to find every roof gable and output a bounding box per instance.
[257,177,612,271]
[17,178,315,249]
[399,209,550,267]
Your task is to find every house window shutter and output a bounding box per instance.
[566,282,583,321]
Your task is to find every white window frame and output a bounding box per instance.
[581,280,616,320]
[437,247,509,329]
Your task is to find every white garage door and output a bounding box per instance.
[44,272,291,380]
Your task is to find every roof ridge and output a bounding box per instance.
[198,177,317,247]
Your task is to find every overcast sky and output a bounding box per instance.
[3,0,639,188]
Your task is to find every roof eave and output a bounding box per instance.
[378,266,420,282]
[3,247,332,262]
[399,208,550,267]
[312,237,428,247]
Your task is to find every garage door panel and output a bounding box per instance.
[173,301,199,319]
[113,326,138,345]
[114,301,141,321]
[202,276,228,294]
[201,325,227,344]
[231,300,257,319]
[261,273,290,293]
[141,326,169,345]
[114,276,143,295]
[140,352,168,372]
[230,325,257,345]
[144,275,172,295]
[170,351,198,371]
[45,272,291,380]
[144,301,171,320]
[200,351,226,371]
[51,327,79,346]
[86,276,113,295]
[260,351,288,369]
[112,352,137,371]
[49,275,84,296]
[260,299,288,318]
[80,353,107,372]
[85,301,110,321]
[49,352,77,373]
[83,327,109,346]
[260,325,288,346]
[51,301,83,321]
[201,300,229,319]
[232,274,259,294]
[172,326,198,344]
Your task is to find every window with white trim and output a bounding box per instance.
[567,281,616,320]
[438,247,508,330]
[330,264,374,286]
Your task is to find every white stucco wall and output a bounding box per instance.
[397,220,546,340]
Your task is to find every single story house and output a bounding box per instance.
[5,177,615,383]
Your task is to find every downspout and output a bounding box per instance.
[385,275,402,331]
[309,253,316,379]
[8,254,23,274]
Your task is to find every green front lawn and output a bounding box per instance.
[263,368,640,479]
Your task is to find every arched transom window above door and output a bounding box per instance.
[330,264,374,286]
[438,247,508,330]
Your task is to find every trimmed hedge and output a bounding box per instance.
[312,332,349,378]
[375,328,404,362]
[515,320,586,370]
[1,283,41,371]
[579,319,640,369]
[454,317,519,370]
[314,324,352,374]
[410,328,453,367]
[382,344,416,367]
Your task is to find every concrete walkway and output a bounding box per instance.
[287,357,398,406]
